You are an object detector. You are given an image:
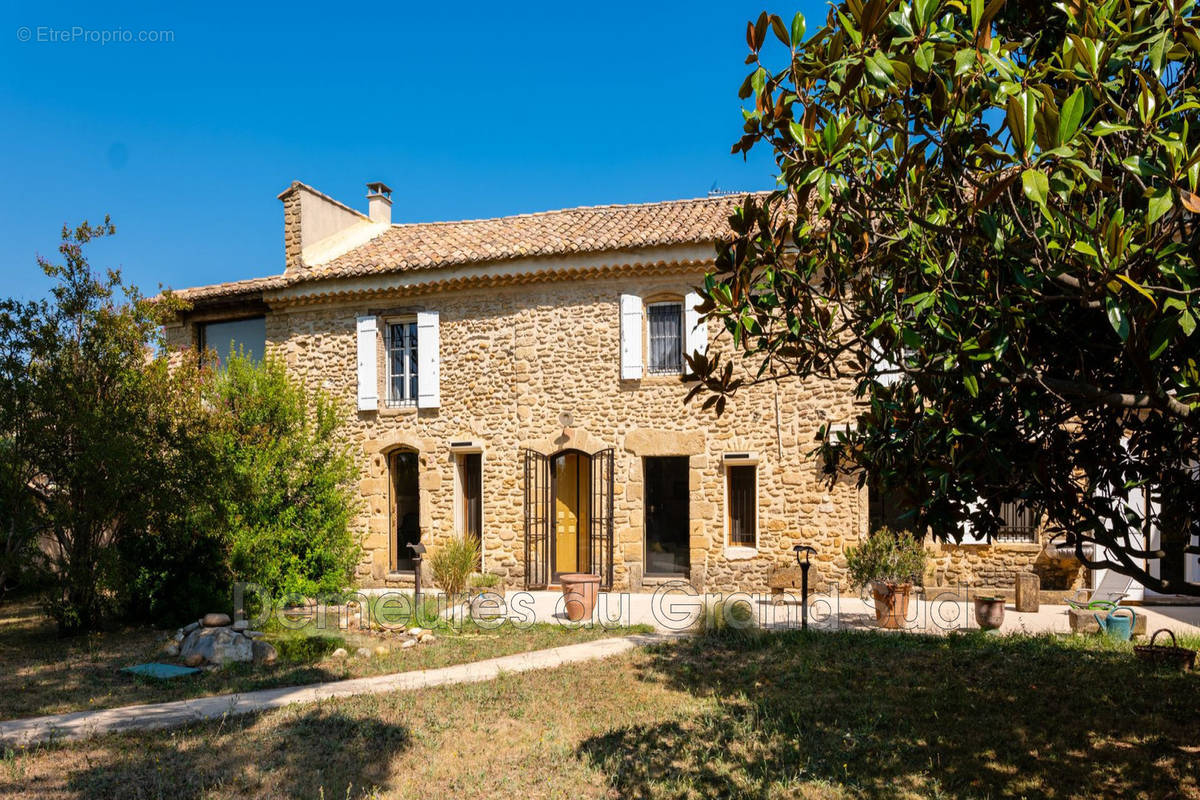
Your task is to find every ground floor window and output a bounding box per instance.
[726,465,757,548]
[457,452,482,568]
[644,456,689,575]
[996,502,1039,544]
[198,316,266,367]
[390,449,420,571]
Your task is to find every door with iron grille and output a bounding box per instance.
[589,448,615,589]
[523,449,551,589]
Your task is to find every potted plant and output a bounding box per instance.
[467,572,507,620]
[845,527,928,629]
[973,595,1006,631]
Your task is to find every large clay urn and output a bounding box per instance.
[973,596,1006,631]
[869,580,913,629]
[559,573,601,622]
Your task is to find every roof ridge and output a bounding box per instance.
[386,191,766,229]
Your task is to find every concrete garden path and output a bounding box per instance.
[0,632,666,747]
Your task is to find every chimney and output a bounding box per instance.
[366,181,392,224]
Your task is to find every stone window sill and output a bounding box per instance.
[378,404,418,417]
[724,546,758,561]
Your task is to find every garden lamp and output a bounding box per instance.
[409,542,427,608]
[793,544,817,630]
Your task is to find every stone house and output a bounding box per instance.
[167,180,1081,595]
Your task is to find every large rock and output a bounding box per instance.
[180,627,253,665]
[202,613,232,628]
[252,640,278,666]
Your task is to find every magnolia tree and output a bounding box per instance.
[690,0,1200,593]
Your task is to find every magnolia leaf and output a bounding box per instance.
[1181,189,1200,214]
[964,374,980,397]
[791,11,806,46]
[1105,295,1130,341]
[1021,169,1050,206]
[1058,88,1085,144]
[1147,187,1173,224]
[1116,274,1156,307]
[1071,241,1098,257]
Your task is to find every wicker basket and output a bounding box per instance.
[1134,629,1196,670]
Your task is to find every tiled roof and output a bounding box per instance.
[300,194,753,280]
[173,193,758,304]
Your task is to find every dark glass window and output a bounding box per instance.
[727,465,757,547]
[391,450,420,571]
[647,302,683,374]
[645,456,690,575]
[387,321,419,406]
[198,317,266,367]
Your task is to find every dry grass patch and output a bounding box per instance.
[2,629,1199,799]
[0,596,648,721]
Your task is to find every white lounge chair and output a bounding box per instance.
[1066,569,1134,611]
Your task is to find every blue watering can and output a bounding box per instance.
[1094,607,1137,642]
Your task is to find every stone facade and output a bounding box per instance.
[167,187,1059,596]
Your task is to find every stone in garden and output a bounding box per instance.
[202,613,232,628]
[408,627,423,637]
[180,626,253,665]
[373,645,389,656]
[400,639,417,649]
[181,621,200,635]
[331,647,349,659]
[163,642,180,657]
[355,647,372,658]
[184,653,204,667]
[252,640,278,666]
[231,620,249,632]
[243,630,265,639]
[419,633,435,644]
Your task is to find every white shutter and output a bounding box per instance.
[416,310,440,408]
[620,293,643,380]
[684,290,707,359]
[356,315,378,411]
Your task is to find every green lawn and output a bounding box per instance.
[0,597,648,721]
[3,627,1197,799]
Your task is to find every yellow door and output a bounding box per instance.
[555,453,579,573]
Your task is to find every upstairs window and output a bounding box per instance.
[647,301,683,374]
[386,320,419,407]
[198,316,266,367]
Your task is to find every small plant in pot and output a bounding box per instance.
[845,527,928,630]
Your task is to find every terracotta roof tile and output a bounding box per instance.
[173,193,759,304]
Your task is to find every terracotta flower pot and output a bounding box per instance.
[559,573,601,622]
[973,597,1006,631]
[869,581,913,629]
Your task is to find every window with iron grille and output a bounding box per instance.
[726,465,757,547]
[386,321,418,407]
[647,302,683,374]
[996,502,1039,543]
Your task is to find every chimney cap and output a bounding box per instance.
[366,181,392,197]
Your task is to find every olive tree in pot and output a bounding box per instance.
[845,528,928,630]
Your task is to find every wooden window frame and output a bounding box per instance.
[385,317,419,408]
[725,463,758,551]
[646,300,684,375]
[455,451,484,570]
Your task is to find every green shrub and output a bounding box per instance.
[430,538,479,600]
[467,572,502,589]
[694,597,759,639]
[207,354,361,601]
[844,527,927,590]
[272,633,345,662]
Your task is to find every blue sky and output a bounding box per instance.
[1,1,825,300]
